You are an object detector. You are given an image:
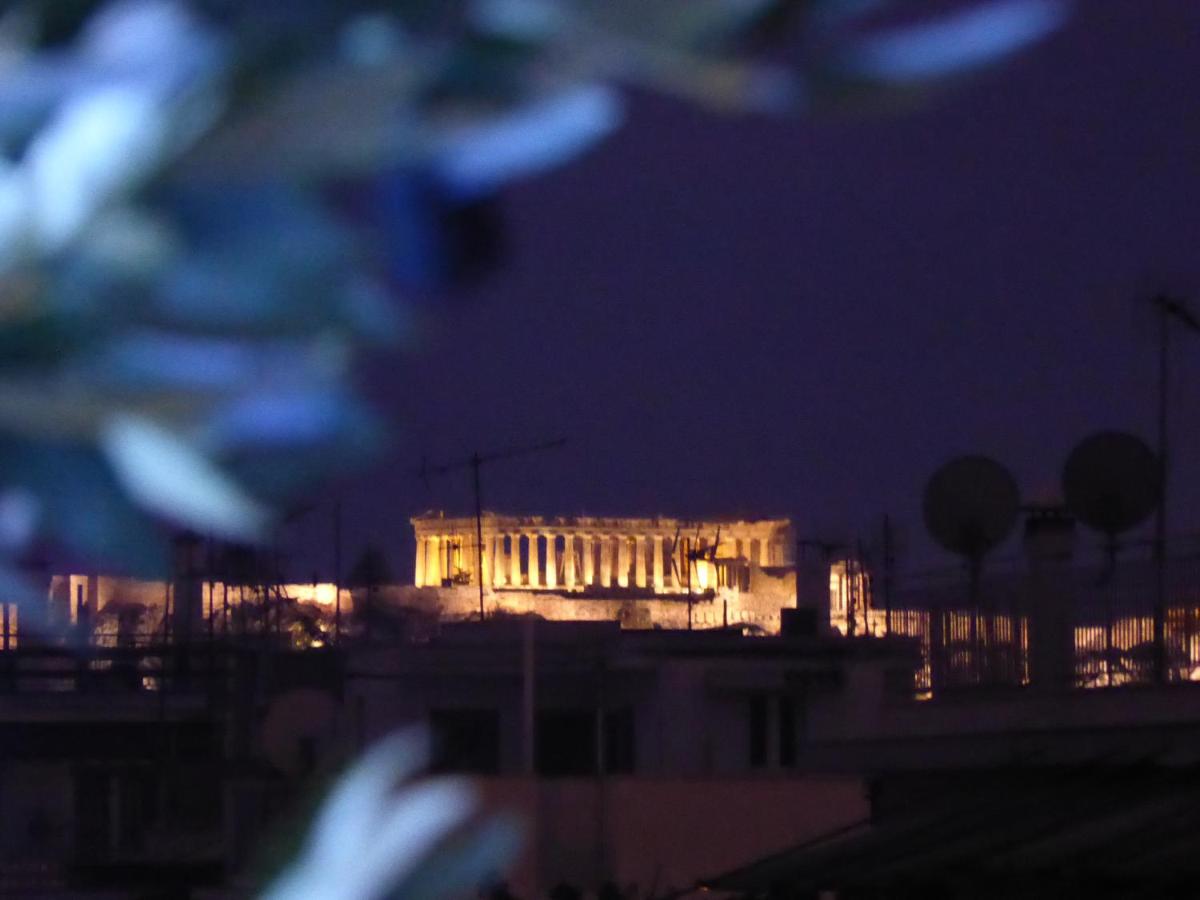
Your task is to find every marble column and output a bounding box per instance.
[617,538,630,588]
[545,534,557,589]
[582,535,595,586]
[634,536,647,588]
[491,535,504,586]
[760,538,771,567]
[527,534,540,588]
[652,536,664,593]
[564,535,576,588]
[696,540,708,590]
[415,536,427,587]
[426,536,441,586]
[599,537,612,587]
[509,533,521,586]
[479,532,491,587]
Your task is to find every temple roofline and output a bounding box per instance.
[411,511,792,531]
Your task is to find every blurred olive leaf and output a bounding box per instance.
[260,729,521,900]
[825,0,1068,82]
[99,412,270,542]
[0,3,1075,898]
[0,439,168,573]
[0,0,1069,635]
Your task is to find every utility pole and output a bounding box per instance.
[882,515,894,636]
[685,535,692,630]
[1150,293,1199,683]
[333,501,342,644]
[420,438,566,621]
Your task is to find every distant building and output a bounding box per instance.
[0,615,917,896]
[407,512,796,631]
[342,619,914,896]
[18,513,799,647]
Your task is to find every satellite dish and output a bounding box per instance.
[260,688,338,776]
[1062,431,1160,537]
[923,456,1020,560]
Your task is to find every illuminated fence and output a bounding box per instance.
[830,552,1200,693]
[8,579,346,653]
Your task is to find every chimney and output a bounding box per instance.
[1023,506,1076,568]
[1023,506,1076,690]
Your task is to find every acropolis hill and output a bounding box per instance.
[29,512,800,644]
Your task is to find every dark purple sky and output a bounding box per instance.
[290,1,1200,582]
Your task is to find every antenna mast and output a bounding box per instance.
[1149,293,1199,682]
[420,438,566,621]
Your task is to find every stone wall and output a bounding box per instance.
[37,559,797,639]
[390,557,796,634]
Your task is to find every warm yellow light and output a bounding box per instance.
[280,583,339,607]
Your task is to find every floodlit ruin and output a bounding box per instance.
[7,513,799,649]
[407,512,797,631]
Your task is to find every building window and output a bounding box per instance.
[430,709,501,774]
[749,694,768,768]
[537,710,595,776]
[603,708,635,774]
[74,768,111,862]
[536,709,637,776]
[778,696,797,767]
[749,694,802,769]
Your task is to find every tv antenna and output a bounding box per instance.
[1062,431,1160,543]
[688,525,723,629]
[665,524,683,586]
[418,438,566,621]
[923,455,1019,686]
[1148,293,1199,682]
[923,456,1021,591]
[663,523,722,629]
[1062,430,1161,682]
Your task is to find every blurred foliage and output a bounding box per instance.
[258,729,523,900]
[0,0,1070,595]
[0,1,1070,897]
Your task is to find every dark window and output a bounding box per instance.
[116,767,156,852]
[431,709,501,774]
[537,710,596,776]
[603,708,635,774]
[74,768,110,862]
[749,694,768,768]
[167,767,221,830]
[778,696,797,767]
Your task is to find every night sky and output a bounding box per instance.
[289,1,1200,583]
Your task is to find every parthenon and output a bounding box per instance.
[411,512,793,594]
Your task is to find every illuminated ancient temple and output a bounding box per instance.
[8,514,797,649]
[408,512,797,631]
[411,512,792,592]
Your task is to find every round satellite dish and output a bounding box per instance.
[923,456,1020,559]
[1062,431,1160,536]
[260,688,337,776]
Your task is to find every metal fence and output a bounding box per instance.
[832,548,1200,694]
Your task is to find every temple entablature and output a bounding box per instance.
[411,511,793,595]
